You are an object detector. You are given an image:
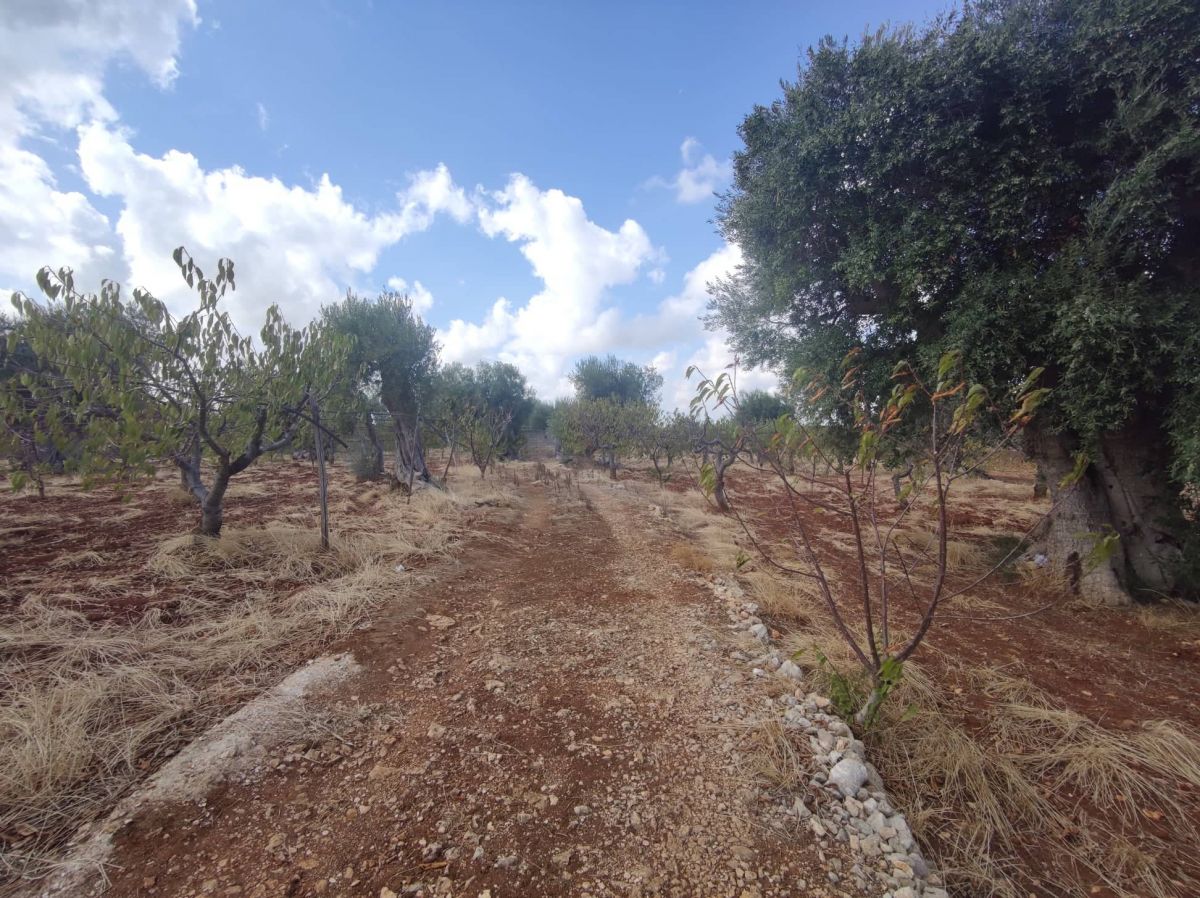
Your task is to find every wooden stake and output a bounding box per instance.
[310,396,330,550]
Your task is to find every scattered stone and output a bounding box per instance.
[827,758,868,798]
[777,660,804,682]
[731,845,755,861]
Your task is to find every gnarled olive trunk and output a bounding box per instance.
[1031,421,1180,605]
[362,410,385,479]
[382,403,430,485]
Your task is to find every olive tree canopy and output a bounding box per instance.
[713,0,1200,601]
[322,290,438,484]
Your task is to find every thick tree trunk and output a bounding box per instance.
[363,411,384,478]
[1093,423,1182,595]
[388,412,430,484]
[1031,422,1180,605]
[199,472,229,538]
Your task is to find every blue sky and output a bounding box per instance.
[1,0,947,405]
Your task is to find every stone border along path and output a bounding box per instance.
[711,577,947,898]
[587,475,947,898]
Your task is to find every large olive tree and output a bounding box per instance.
[322,291,438,486]
[568,354,663,406]
[713,0,1200,603]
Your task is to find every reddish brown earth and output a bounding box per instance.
[44,480,853,898]
[719,466,1200,731]
[708,463,1200,897]
[0,463,330,619]
[8,457,1199,898]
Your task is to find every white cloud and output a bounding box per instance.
[638,242,777,410]
[437,216,771,408]
[76,122,471,332]
[438,297,514,364]
[439,174,660,395]
[0,2,768,410]
[0,0,198,290]
[0,142,119,289]
[647,137,732,205]
[0,0,197,137]
[386,276,434,313]
[398,164,473,231]
[0,0,468,329]
[615,242,742,350]
[671,331,779,413]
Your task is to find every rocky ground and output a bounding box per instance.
[30,476,941,898]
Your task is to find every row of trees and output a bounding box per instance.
[547,354,791,501]
[1,251,539,536]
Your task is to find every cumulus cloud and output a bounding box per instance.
[1,0,468,326]
[386,276,434,313]
[646,137,732,205]
[0,0,197,136]
[612,242,742,350]
[0,1,769,410]
[0,142,118,292]
[438,298,515,365]
[437,211,773,408]
[398,164,474,230]
[439,174,661,395]
[670,331,779,412]
[636,242,778,410]
[0,0,199,290]
[76,122,472,332]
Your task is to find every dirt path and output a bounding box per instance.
[79,480,846,898]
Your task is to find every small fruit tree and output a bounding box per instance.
[690,351,1061,725]
[10,248,348,536]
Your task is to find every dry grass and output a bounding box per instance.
[747,572,826,623]
[667,542,716,574]
[619,478,744,574]
[783,603,1200,897]
[0,478,485,880]
[46,549,106,571]
[745,718,812,791]
[661,477,1200,898]
[893,528,988,573]
[1136,598,1200,635]
[872,664,1200,898]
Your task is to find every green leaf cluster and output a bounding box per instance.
[714,0,1200,493]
